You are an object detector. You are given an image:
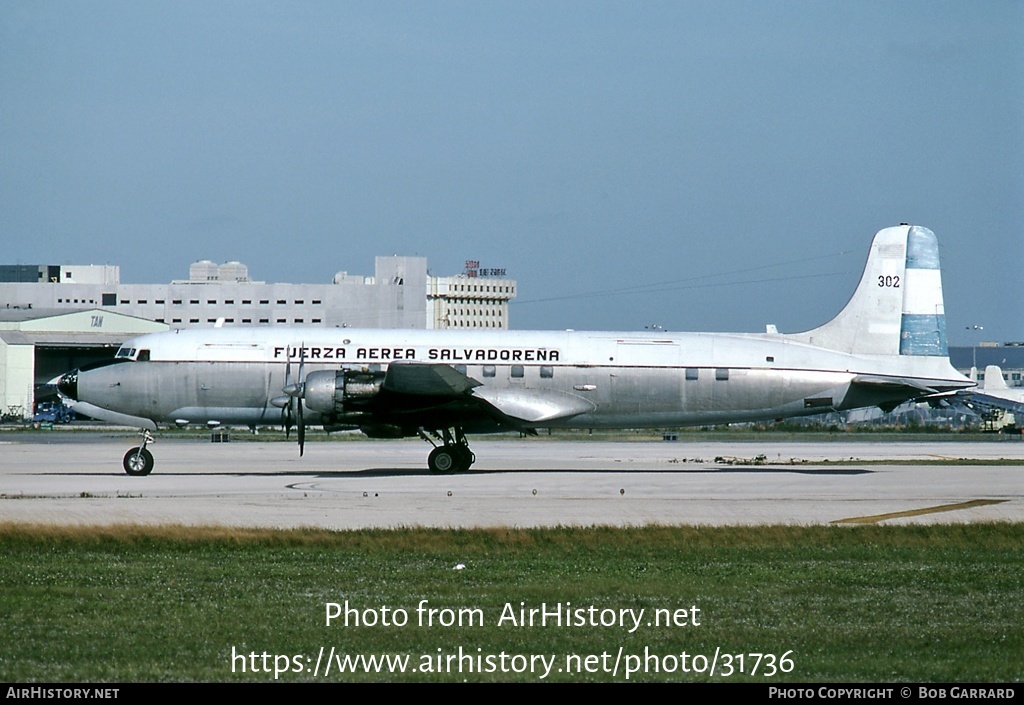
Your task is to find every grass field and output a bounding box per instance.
[1,523,1021,683]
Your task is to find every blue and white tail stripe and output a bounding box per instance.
[899,226,948,357]
[790,224,952,360]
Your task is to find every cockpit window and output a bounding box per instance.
[114,347,145,361]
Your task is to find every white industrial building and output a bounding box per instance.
[0,258,515,331]
[0,258,515,419]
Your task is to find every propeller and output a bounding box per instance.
[281,344,308,457]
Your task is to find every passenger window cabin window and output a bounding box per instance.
[540,366,554,379]
[511,365,524,378]
[483,365,496,378]
[716,368,729,381]
[685,368,699,381]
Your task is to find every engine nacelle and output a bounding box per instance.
[303,369,385,415]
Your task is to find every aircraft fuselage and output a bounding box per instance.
[70,327,963,431]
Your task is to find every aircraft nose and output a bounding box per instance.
[57,370,79,401]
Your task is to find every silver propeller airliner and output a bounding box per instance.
[58,225,972,475]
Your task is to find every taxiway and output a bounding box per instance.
[1,434,1021,529]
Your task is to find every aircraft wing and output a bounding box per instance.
[470,387,596,424]
[382,361,482,396]
[381,362,595,424]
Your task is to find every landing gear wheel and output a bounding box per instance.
[455,446,475,471]
[123,447,154,476]
[428,447,458,474]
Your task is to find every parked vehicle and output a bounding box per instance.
[32,401,75,424]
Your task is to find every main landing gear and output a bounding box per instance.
[123,430,155,476]
[421,427,475,473]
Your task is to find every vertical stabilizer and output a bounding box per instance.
[791,225,948,357]
[983,366,1009,391]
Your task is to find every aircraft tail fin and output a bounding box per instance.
[983,366,1009,391]
[790,225,948,357]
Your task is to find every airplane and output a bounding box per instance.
[958,365,1024,415]
[56,224,973,476]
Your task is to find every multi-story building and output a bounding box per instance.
[0,257,516,419]
[0,257,515,331]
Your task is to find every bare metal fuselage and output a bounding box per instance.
[71,328,963,433]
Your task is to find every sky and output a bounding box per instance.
[1,1,1021,343]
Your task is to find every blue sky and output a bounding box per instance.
[2,1,1021,342]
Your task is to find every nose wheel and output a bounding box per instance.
[123,430,155,476]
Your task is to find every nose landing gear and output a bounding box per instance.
[123,430,155,476]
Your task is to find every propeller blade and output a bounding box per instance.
[297,343,307,456]
[297,399,305,457]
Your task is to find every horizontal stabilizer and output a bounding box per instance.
[847,374,971,413]
[382,362,481,396]
[850,374,941,396]
[471,387,596,424]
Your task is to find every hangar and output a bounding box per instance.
[0,308,166,420]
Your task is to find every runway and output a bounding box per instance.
[1,434,1022,529]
